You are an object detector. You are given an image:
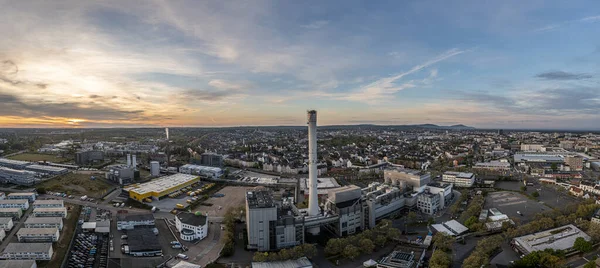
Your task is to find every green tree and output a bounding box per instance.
[433,233,454,252]
[252,252,269,262]
[583,260,596,268]
[359,238,375,254]
[375,235,387,248]
[573,237,593,253]
[297,244,317,259]
[428,217,435,225]
[325,238,344,256]
[587,223,600,242]
[532,191,539,198]
[430,250,452,268]
[464,216,479,229]
[462,252,488,268]
[551,163,558,171]
[521,186,527,192]
[342,245,360,260]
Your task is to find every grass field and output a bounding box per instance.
[39,204,82,268]
[7,153,69,163]
[37,172,114,198]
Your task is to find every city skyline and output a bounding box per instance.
[1,1,600,129]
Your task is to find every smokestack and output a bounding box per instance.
[165,128,169,140]
[132,155,137,168]
[127,154,131,167]
[307,110,319,217]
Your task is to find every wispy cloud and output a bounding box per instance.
[535,71,593,80]
[301,20,329,29]
[534,14,600,32]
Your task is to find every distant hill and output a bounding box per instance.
[405,124,476,130]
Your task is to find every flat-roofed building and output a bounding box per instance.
[0,218,13,231]
[1,243,53,260]
[33,200,64,208]
[17,228,60,242]
[0,200,29,210]
[179,164,223,179]
[125,173,199,202]
[0,168,37,186]
[23,165,67,176]
[7,193,36,202]
[32,207,67,218]
[474,160,511,171]
[0,159,31,169]
[431,220,469,237]
[0,208,22,220]
[24,217,63,230]
[383,168,431,189]
[76,150,104,165]
[442,172,475,187]
[0,260,37,268]
[0,229,5,242]
[175,212,208,241]
[117,213,154,230]
[512,224,591,255]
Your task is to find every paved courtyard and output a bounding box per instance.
[485,191,548,223]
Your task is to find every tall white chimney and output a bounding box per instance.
[126,154,131,167]
[132,155,137,168]
[165,127,170,140]
[307,110,319,217]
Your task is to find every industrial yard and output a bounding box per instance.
[36,172,114,198]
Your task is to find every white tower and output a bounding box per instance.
[132,155,137,168]
[307,110,319,216]
[165,128,169,140]
[126,154,131,167]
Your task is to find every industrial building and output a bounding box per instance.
[126,173,199,202]
[383,168,431,189]
[106,165,135,185]
[431,220,468,236]
[7,193,36,202]
[1,242,53,260]
[0,208,23,220]
[75,150,104,165]
[416,190,440,215]
[32,208,67,218]
[23,165,67,176]
[0,167,37,186]
[24,217,63,230]
[512,224,591,255]
[473,160,511,171]
[126,228,162,257]
[200,153,224,167]
[0,200,29,210]
[0,218,13,231]
[0,260,37,268]
[16,228,60,242]
[150,161,160,176]
[377,247,426,268]
[32,200,64,209]
[442,172,475,187]
[117,213,155,230]
[513,153,564,163]
[0,159,31,169]
[175,212,208,241]
[178,164,223,179]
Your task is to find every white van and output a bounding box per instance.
[177,253,189,260]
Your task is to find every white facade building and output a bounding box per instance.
[32,200,64,209]
[7,193,36,202]
[32,208,67,218]
[0,168,37,186]
[0,200,29,210]
[442,172,475,187]
[16,228,60,242]
[175,212,208,241]
[0,218,13,231]
[24,217,63,230]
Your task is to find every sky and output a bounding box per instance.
[0,1,599,129]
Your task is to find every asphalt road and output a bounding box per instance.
[0,206,33,253]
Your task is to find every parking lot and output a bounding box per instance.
[195,186,252,217]
[485,191,548,223]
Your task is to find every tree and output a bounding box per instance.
[584,260,596,268]
[573,237,593,253]
[387,227,401,242]
[375,235,387,248]
[430,250,452,268]
[342,245,360,260]
[587,223,600,242]
[252,252,269,262]
[464,216,479,229]
[551,163,558,171]
[521,186,527,192]
[532,191,539,198]
[325,238,344,256]
[462,252,488,268]
[428,217,435,225]
[407,211,418,225]
[359,238,375,254]
[297,244,317,259]
[433,233,454,252]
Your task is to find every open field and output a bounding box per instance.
[39,204,82,268]
[7,153,69,163]
[195,186,252,217]
[37,172,113,198]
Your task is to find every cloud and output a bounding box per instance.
[301,20,329,29]
[208,79,251,91]
[535,71,593,80]
[535,14,600,32]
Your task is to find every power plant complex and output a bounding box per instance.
[245,110,455,252]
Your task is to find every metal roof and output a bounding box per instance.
[252,257,312,268]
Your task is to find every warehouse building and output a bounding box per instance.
[175,212,208,241]
[126,173,200,202]
[0,218,13,231]
[7,193,36,202]
[24,217,63,230]
[32,208,67,218]
[179,164,223,179]
[1,243,53,260]
[431,220,469,237]
[117,213,155,230]
[126,228,162,257]
[0,260,37,268]
[0,200,29,210]
[16,228,60,242]
[512,224,591,255]
[0,208,22,220]
[23,165,67,176]
[0,168,37,186]
[33,200,64,209]
[0,159,31,169]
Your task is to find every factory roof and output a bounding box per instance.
[300,177,340,190]
[0,158,31,166]
[25,165,67,173]
[252,257,312,268]
[180,164,222,172]
[127,173,198,195]
[247,190,275,209]
[17,227,58,235]
[432,220,468,236]
[0,208,21,212]
[82,222,96,229]
[128,228,162,252]
[0,260,37,268]
[3,242,52,253]
[25,217,62,224]
[512,224,591,254]
[177,212,207,227]
[514,153,564,163]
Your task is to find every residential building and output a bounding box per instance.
[0,168,37,186]
[0,208,22,220]
[592,209,600,225]
[570,186,584,198]
[32,208,67,218]
[1,243,53,260]
[0,218,13,231]
[175,212,208,241]
[117,214,155,230]
[520,144,545,152]
[24,217,63,230]
[383,168,431,189]
[565,156,584,171]
[0,260,37,268]
[75,150,104,165]
[32,200,64,209]
[7,193,36,202]
[473,160,511,171]
[512,224,591,255]
[16,228,60,242]
[0,200,29,210]
[442,172,475,187]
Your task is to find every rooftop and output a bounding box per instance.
[0,167,37,176]
[25,165,67,172]
[33,200,64,205]
[33,207,66,212]
[3,242,52,253]
[0,218,11,224]
[431,220,469,236]
[247,190,275,209]
[17,227,58,235]
[7,193,35,196]
[513,224,591,254]
[127,173,198,195]
[117,213,154,222]
[128,228,161,252]
[0,260,37,268]
[444,171,474,178]
[0,199,28,204]
[0,158,31,166]
[252,257,312,268]
[25,217,62,224]
[177,212,207,227]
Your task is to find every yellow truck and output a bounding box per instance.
[176,204,184,209]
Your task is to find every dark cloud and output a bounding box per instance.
[184,88,242,101]
[535,71,593,80]
[89,94,101,99]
